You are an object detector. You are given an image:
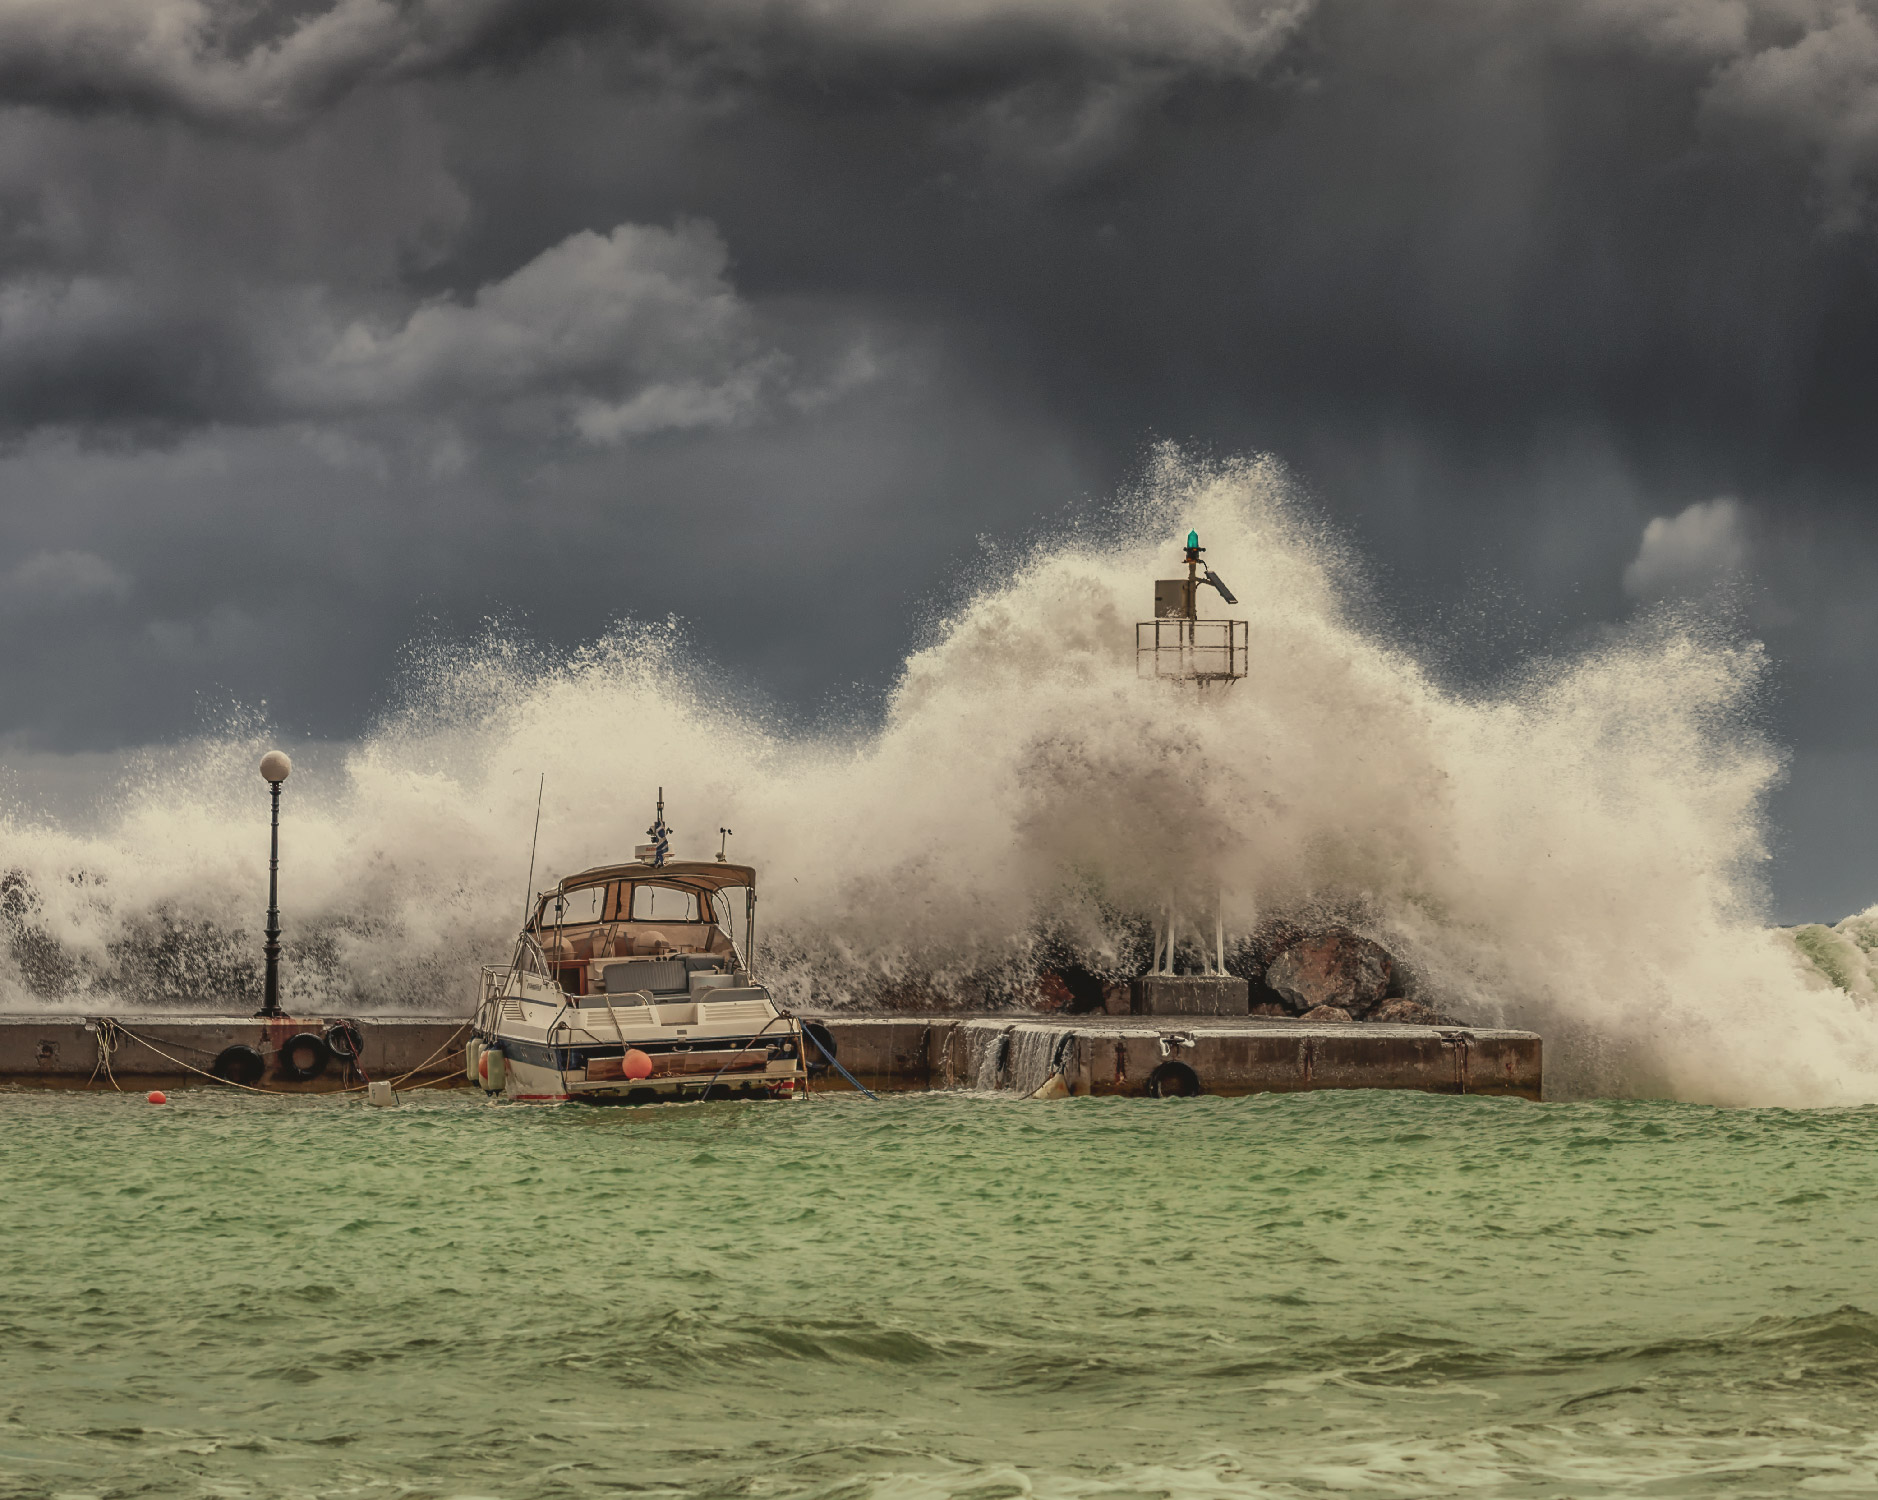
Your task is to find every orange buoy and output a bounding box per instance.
[622,1049,654,1080]
[146,1090,167,1105]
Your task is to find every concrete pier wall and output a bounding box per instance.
[1,1015,468,1092]
[800,1015,1542,1099]
[0,1011,1542,1099]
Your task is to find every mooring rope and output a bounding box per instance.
[695,1012,795,1098]
[89,1013,857,1105]
[105,1022,280,1094]
[86,1017,124,1092]
[97,1019,470,1097]
[325,1018,370,1086]
[795,1018,879,1101]
[383,1023,471,1090]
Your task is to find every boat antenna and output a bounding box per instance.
[520,773,544,927]
[717,827,732,862]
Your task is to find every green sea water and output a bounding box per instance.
[5,1088,1878,1500]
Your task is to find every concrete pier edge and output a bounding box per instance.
[0,1012,1541,1099]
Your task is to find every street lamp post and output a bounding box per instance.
[258,750,292,1018]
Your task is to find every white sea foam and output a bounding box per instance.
[1,448,1871,1103]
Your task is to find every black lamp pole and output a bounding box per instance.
[257,751,291,1017]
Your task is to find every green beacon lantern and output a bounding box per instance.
[1140,524,1245,682]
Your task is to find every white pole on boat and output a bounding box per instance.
[519,773,544,928]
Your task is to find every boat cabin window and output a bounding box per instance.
[538,883,608,930]
[710,887,751,962]
[528,873,743,967]
[629,883,700,923]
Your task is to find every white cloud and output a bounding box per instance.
[273,219,791,443]
[1623,497,1749,601]
[0,549,131,612]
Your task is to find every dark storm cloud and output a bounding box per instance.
[0,0,610,128]
[3,0,1878,915]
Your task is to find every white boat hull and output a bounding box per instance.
[475,970,808,1104]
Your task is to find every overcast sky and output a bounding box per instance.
[0,0,1876,918]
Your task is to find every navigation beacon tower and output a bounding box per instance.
[1136,529,1248,686]
[1131,529,1253,1015]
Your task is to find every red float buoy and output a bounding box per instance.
[622,1049,653,1080]
[146,1090,167,1105]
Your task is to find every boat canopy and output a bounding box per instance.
[552,860,757,895]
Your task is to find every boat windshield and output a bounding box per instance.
[528,874,752,971]
[539,883,607,928]
[628,884,700,922]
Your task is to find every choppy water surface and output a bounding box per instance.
[5,1088,1878,1499]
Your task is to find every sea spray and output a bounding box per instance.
[1,448,1870,1104]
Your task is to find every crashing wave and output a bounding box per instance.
[1,447,1869,1104]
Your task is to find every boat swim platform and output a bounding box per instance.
[0,1013,1541,1100]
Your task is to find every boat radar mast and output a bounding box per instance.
[635,788,673,868]
[1136,530,1248,684]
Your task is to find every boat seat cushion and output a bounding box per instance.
[601,957,689,995]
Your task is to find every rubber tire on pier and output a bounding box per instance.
[276,1032,331,1082]
[323,1022,365,1069]
[803,1021,838,1078]
[1144,1060,1202,1098]
[211,1044,266,1086]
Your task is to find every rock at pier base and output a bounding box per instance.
[1131,975,1251,1016]
[1300,1004,1356,1023]
[1372,999,1440,1025]
[1266,934,1395,1018]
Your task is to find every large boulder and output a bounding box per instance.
[1265,934,1396,1019]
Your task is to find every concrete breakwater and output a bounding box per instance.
[0,1012,1541,1098]
[0,1015,469,1093]
[829,1016,1539,1098]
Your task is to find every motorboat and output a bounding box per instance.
[470,805,805,1103]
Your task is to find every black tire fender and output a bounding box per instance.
[277,1031,331,1082]
[802,1021,837,1077]
[1145,1060,1202,1098]
[211,1044,266,1086]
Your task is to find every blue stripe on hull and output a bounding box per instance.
[492,1035,795,1071]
